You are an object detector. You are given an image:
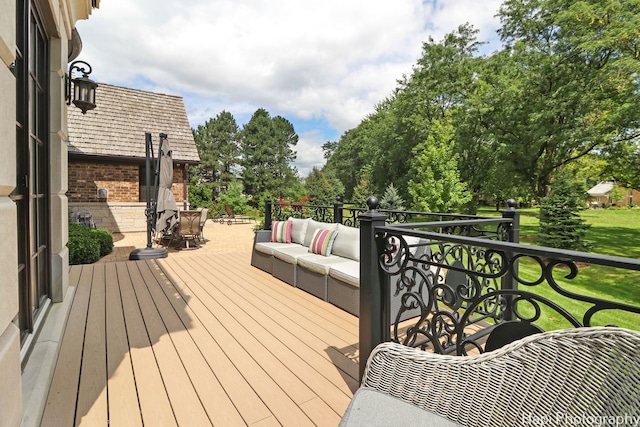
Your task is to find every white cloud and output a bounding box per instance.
[293,130,327,177]
[76,0,503,158]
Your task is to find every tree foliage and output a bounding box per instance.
[240,108,299,203]
[321,0,640,210]
[304,167,344,205]
[407,117,471,212]
[379,183,405,210]
[192,111,240,198]
[538,170,591,251]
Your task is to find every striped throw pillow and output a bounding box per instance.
[308,228,339,256]
[271,220,293,243]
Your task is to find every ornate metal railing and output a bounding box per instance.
[358,198,640,379]
[263,198,493,229]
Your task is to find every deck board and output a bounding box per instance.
[104,262,143,427]
[43,246,359,426]
[172,255,358,400]
[116,262,177,426]
[76,264,108,426]
[41,266,93,427]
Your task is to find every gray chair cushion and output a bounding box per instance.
[339,388,464,427]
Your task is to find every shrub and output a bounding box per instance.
[91,228,114,256]
[68,223,113,265]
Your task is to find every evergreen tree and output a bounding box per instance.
[351,165,375,207]
[192,111,240,198]
[240,109,299,202]
[538,171,591,251]
[379,183,405,210]
[305,167,344,205]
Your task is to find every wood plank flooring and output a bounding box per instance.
[41,252,359,426]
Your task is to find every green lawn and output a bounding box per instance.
[476,207,640,331]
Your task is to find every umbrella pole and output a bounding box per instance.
[129,132,168,260]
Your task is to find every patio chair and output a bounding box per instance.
[221,204,255,225]
[197,207,209,242]
[74,211,95,228]
[340,327,640,427]
[175,210,202,249]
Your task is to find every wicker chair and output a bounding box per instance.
[340,327,640,427]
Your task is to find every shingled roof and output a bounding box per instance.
[68,83,200,164]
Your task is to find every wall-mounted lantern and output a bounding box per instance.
[66,60,98,114]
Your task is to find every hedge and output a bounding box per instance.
[68,223,114,265]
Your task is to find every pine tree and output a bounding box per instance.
[538,171,591,251]
[379,183,405,210]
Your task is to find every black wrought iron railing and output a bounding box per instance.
[263,198,490,229]
[358,197,640,379]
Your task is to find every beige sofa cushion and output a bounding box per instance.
[328,261,359,288]
[255,241,293,255]
[272,244,311,264]
[297,254,353,276]
[332,224,360,261]
[288,217,310,244]
[303,220,338,247]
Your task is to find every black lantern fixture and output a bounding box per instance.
[66,60,98,114]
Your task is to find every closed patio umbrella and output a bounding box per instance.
[155,134,179,235]
[130,132,170,260]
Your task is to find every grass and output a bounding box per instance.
[475,206,640,331]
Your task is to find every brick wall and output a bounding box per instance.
[68,159,186,203]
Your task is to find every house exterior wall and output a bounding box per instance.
[68,160,187,232]
[0,1,21,424]
[588,189,640,208]
[0,1,98,426]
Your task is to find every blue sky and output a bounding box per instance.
[76,0,504,177]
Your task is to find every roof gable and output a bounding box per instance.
[68,83,200,163]
[587,181,614,196]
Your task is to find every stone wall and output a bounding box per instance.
[68,202,149,233]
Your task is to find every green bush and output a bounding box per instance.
[91,228,114,256]
[68,223,113,265]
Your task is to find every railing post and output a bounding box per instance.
[502,198,520,244]
[359,196,387,381]
[501,198,520,321]
[264,198,272,230]
[334,196,343,224]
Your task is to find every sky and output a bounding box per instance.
[75,0,504,177]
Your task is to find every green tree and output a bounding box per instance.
[492,0,640,198]
[351,165,376,207]
[304,167,344,205]
[240,109,299,202]
[218,181,250,216]
[379,183,405,210]
[192,111,240,198]
[538,170,591,251]
[603,140,640,191]
[408,117,471,212]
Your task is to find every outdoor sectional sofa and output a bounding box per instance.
[251,218,361,315]
[251,217,426,318]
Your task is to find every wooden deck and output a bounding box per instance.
[40,247,359,426]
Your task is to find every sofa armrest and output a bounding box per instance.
[253,229,271,244]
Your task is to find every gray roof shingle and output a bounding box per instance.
[68,83,200,163]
